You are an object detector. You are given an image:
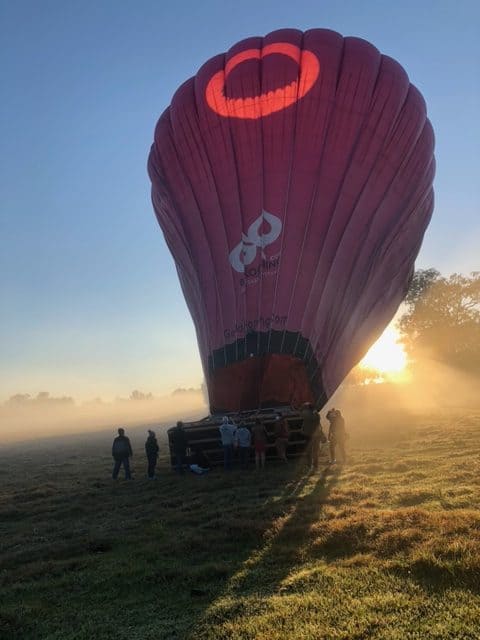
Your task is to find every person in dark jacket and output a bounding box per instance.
[145,429,159,479]
[326,408,347,464]
[171,421,188,473]
[301,403,326,471]
[112,428,133,479]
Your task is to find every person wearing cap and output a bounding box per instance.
[145,429,159,479]
[274,413,289,462]
[112,427,133,479]
[219,416,237,471]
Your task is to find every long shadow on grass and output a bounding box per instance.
[1,456,339,640]
[227,465,342,597]
[184,463,341,637]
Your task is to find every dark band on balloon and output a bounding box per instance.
[207,330,327,410]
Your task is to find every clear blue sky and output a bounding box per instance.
[1,0,479,402]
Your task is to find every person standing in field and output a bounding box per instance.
[235,422,252,469]
[326,408,347,464]
[252,418,268,470]
[219,416,237,471]
[171,421,188,473]
[301,403,326,471]
[274,413,289,462]
[145,429,159,479]
[112,427,133,480]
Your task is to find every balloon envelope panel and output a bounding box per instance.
[148,28,435,412]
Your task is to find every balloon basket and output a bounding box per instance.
[167,407,312,469]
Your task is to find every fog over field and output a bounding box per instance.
[1,359,479,450]
[0,388,207,446]
[331,361,480,434]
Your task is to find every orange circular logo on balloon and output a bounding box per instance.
[205,43,320,119]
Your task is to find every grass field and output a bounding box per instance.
[1,412,480,639]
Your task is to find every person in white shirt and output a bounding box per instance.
[219,416,237,470]
[235,423,252,469]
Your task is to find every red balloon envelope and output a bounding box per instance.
[148,28,435,413]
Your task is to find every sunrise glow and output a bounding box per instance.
[360,326,408,377]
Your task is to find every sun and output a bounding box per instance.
[360,326,408,377]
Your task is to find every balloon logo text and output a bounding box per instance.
[205,43,320,119]
[229,210,282,273]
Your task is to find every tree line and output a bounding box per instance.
[400,269,479,377]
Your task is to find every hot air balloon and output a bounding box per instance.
[148,28,435,416]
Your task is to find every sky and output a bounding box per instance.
[1,0,479,403]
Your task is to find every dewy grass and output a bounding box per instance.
[1,413,480,639]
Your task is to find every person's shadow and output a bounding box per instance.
[227,466,341,597]
[186,463,341,637]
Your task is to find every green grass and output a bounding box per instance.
[1,413,480,639]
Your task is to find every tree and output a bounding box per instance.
[129,390,153,401]
[399,270,480,375]
[172,387,202,396]
[4,392,74,406]
[5,394,31,406]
